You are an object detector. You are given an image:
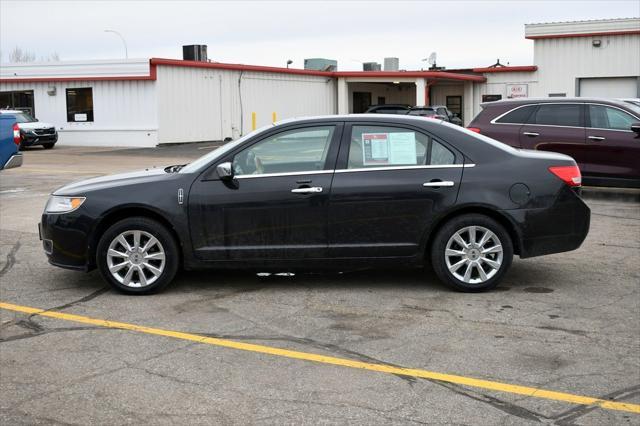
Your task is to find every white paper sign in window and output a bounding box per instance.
[74,113,87,122]
[388,132,417,165]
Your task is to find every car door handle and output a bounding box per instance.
[423,181,455,187]
[588,136,605,141]
[291,187,323,194]
[523,132,539,137]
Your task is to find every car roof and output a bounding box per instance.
[480,97,632,108]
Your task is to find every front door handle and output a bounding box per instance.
[523,132,540,137]
[588,135,605,141]
[423,180,455,188]
[291,187,323,194]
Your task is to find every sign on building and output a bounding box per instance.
[506,84,528,99]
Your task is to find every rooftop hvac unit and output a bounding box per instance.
[384,57,399,71]
[363,62,381,71]
[183,45,208,62]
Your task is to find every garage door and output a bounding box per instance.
[579,77,638,98]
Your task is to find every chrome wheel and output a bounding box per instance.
[445,225,503,285]
[106,230,165,288]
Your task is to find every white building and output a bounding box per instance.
[1,18,638,147]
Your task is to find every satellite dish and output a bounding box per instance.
[428,52,437,66]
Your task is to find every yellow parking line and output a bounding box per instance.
[1,300,638,415]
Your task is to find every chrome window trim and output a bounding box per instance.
[232,164,475,179]
[234,170,334,179]
[489,102,639,132]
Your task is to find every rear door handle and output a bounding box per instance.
[291,187,323,194]
[423,181,455,188]
[523,132,539,137]
[588,136,605,141]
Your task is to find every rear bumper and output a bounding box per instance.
[2,153,22,169]
[503,186,591,259]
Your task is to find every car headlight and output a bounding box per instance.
[45,196,86,213]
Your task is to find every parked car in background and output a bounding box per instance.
[40,115,589,294]
[0,113,23,170]
[0,110,58,149]
[408,106,463,126]
[620,98,640,108]
[467,98,640,188]
[364,104,411,114]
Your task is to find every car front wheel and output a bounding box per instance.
[96,217,179,294]
[43,143,55,149]
[431,214,513,292]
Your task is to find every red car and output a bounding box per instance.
[468,98,640,188]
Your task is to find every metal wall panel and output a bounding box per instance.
[534,34,640,97]
[0,80,158,147]
[156,65,337,143]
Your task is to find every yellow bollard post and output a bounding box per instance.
[251,112,257,131]
[272,112,277,123]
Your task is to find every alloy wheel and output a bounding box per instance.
[106,230,166,288]
[444,225,503,285]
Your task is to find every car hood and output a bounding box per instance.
[18,122,56,130]
[53,168,170,195]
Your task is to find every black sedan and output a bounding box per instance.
[40,115,590,294]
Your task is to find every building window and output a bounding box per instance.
[482,94,502,103]
[0,90,35,115]
[66,88,94,122]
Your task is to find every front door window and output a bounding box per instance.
[233,126,335,176]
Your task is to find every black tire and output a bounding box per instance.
[96,217,179,294]
[43,143,55,149]
[430,214,513,292]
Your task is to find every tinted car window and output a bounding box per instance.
[233,126,334,175]
[408,109,436,117]
[347,126,455,168]
[588,105,637,131]
[431,140,455,165]
[495,105,537,124]
[372,107,409,114]
[532,104,582,127]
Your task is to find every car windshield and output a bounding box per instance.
[179,124,275,173]
[5,112,36,123]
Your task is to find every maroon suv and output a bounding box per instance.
[468,98,640,188]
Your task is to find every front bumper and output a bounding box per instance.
[39,211,93,271]
[2,153,23,169]
[503,186,591,259]
[21,132,58,146]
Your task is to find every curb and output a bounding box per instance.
[581,186,640,203]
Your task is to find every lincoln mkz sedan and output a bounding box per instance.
[40,115,590,294]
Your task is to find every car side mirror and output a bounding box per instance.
[631,123,640,136]
[216,161,234,180]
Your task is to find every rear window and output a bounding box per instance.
[495,105,536,124]
[531,104,582,127]
[372,107,408,114]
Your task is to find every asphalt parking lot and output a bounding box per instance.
[1,145,639,425]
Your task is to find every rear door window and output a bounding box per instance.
[588,105,637,131]
[531,104,582,127]
[346,125,455,169]
[495,105,537,124]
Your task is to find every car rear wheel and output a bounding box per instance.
[96,217,178,294]
[43,143,55,149]
[431,214,513,292]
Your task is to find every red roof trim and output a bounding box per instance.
[151,57,335,77]
[526,30,640,39]
[0,58,489,83]
[472,65,538,73]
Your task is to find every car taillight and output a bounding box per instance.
[467,127,481,133]
[549,165,582,187]
[13,123,21,145]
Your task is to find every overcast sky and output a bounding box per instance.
[1,0,638,70]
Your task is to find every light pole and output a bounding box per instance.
[104,29,128,59]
